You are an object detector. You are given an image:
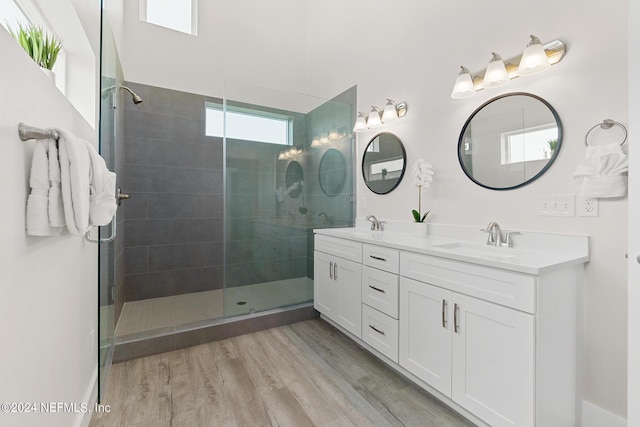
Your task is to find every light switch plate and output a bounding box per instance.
[537,194,575,217]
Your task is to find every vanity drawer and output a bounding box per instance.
[400,252,536,314]
[362,304,399,363]
[362,266,399,319]
[363,244,399,274]
[315,235,362,263]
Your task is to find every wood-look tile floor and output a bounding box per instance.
[91,318,475,427]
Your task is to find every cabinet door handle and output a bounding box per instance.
[369,255,387,262]
[333,262,338,280]
[329,261,333,280]
[454,303,460,334]
[368,284,386,294]
[442,299,447,328]
[369,325,386,336]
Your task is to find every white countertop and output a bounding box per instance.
[314,220,589,275]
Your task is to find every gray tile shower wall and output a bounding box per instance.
[122,82,224,301]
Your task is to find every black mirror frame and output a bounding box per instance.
[362,132,407,195]
[457,92,563,191]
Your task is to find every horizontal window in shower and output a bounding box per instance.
[205,102,293,145]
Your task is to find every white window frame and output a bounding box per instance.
[206,102,293,146]
[140,0,198,35]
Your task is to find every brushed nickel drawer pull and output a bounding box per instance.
[454,303,460,334]
[442,299,447,328]
[329,261,333,280]
[370,255,387,262]
[333,262,337,280]
[369,325,386,336]
[369,284,386,294]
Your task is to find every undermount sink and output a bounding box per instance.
[433,242,529,260]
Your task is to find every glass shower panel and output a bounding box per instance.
[223,80,356,318]
[98,7,125,400]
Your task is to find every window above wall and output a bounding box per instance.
[205,102,292,146]
[140,0,198,35]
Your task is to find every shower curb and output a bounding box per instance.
[112,304,319,362]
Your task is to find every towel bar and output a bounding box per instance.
[18,122,59,141]
[584,119,627,147]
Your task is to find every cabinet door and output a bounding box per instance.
[314,251,336,318]
[452,293,535,427]
[334,257,362,338]
[399,277,452,396]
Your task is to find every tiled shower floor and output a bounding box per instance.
[114,277,314,338]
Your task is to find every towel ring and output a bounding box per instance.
[584,119,627,147]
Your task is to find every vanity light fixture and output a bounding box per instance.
[450,66,477,99]
[353,112,369,132]
[450,35,566,99]
[517,35,551,76]
[382,99,408,122]
[277,145,303,160]
[483,53,509,88]
[353,99,408,132]
[366,106,383,128]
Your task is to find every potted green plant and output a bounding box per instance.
[547,138,558,153]
[9,23,62,81]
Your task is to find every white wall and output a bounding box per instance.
[116,0,629,419]
[118,0,309,98]
[0,4,100,426]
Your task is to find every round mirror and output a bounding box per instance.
[285,161,303,198]
[319,149,346,196]
[362,132,406,194]
[458,92,562,190]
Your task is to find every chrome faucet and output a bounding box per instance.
[483,222,520,247]
[485,222,502,246]
[318,212,331,225]
[366,215,384,231]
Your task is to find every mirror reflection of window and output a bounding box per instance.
[501,124,558,165]
[369,158,404,181]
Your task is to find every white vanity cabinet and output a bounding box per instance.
[314,225,585,427]
[314,235,362,338]
[361,244,400,362]
[400,276,534,427]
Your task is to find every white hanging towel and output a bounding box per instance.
[26,139,62,236]
[573,143,628,198]
[57,129,117,236]
[85,138,117,226]
[48,139,65,228]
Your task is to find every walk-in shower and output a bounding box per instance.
[97,15,356,395]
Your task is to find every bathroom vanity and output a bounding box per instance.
[314,220,588,427]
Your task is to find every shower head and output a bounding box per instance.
[120,85,143,105]
[100,85,144,105]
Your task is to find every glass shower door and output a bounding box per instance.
[222,80,356,318]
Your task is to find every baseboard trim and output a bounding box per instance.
[582,400,626,427]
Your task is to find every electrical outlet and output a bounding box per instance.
[578,194,599,217]
[537,194,575,217]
